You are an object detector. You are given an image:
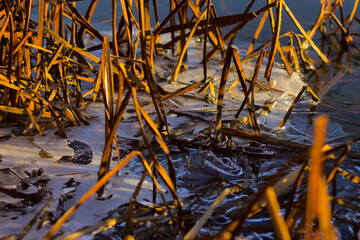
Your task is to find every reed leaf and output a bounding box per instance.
[264,0,282,82]
[215,46,233,140]
[337,168,360,184]
[184,188,231,240]
[171,9,207,83]
[278,85,318,128]
[265,186,291,240]
[43,151,143,240]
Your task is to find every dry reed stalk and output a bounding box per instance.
[97,36,116,196]
[215,46,233,140]
[304,115,337,239]
[278,85,319,128]
[264,0,283,83]
[233,50,266,128]
[171,9,207,83]
[265,186,291,240]
[131,86,183,222]
[281,0,329,63]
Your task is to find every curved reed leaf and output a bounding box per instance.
[43,151,144,240]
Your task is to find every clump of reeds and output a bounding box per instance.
[1,0,360,239]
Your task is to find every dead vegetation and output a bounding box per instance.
[1,0,360,239]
